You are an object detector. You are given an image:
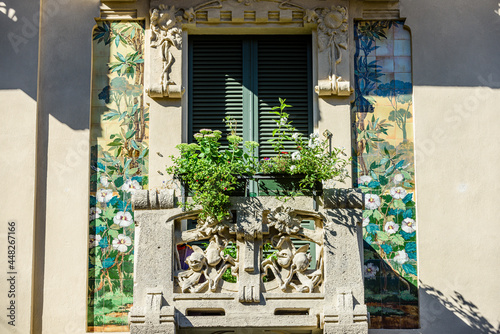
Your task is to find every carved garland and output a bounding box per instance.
[148,0,350,98]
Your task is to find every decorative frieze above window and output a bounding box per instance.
[146,0,351,99]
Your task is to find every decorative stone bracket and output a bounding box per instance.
[147,0,352,99]
[129,189,368,333]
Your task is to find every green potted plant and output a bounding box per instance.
[256,98,351,196]
[167,118,259,225]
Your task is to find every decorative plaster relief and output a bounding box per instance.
[148,0,351,99]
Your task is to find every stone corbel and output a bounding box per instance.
[147,4,185,98]
[129,289,176,334]
[132,189,175,210]
[305,6,352,97]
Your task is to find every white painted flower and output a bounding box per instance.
[359,175,372,184]
[279,117,287,126]
[384,221,399,235]
[291,151,301,161]
[89,234,102,248]
[390,187,407,199]
[364,263,379,279]
[402,218,417,233]
[365,194,381,210]
[113,211,133,227]
[112,234,132,253]
[100,176,109,187]
[394,250,409,264]
[393,173,404,184]
[292,133,300,140]
[89,207,101,221]
[121,179,142,194]
[362,217,370,227]
[96,188,113,203]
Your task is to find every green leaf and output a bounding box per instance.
[390,234,405,246]
[107,229,119,239]
[393,200,405,209]
[363,210,373,218]
[376,231,389,242]
[114,35,120,47]
[125,130,136,139]
[103,207,116,220]
[373,210,383,220]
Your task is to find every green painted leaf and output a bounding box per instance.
[390,234,405,246]
[363,210,373,218]
[376,231,389,242]
[103,207,116,220]
[373,210,383,220]
[107,229,119,238]
[393,199,405,209]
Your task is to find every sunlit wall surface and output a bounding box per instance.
[88,21,148,332]
[353,21,418,329]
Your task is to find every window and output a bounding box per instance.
[188,35,312,157]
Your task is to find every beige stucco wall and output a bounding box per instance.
[400,0,500,332]
[1,0,499,333]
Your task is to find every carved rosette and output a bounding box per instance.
[148,0,351,99]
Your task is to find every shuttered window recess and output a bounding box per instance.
[189,35,312,156]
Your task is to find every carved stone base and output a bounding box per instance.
[130,323,176,334]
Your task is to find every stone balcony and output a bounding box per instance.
[129,189,368,334]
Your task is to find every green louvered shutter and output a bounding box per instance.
[257,37,312,157]
[189,38,244,146]
[189,36,312,153]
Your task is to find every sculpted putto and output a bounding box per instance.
[176,235,237,293]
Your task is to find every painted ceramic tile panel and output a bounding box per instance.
[353,21,419,329]
[88,21,148,332]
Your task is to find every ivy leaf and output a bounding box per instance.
[363,210,373,218]
[372,210,383,220]
[393,199,405,209]
[390,234,405,246]
[103,207,116,220]
[107,230,119,239]
[376,231,389,242]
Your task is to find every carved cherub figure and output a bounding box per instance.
[177,246,209,293]
[205,235,237,291]
[262,236,323,293]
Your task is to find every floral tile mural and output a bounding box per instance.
[353,20,419,329]
[88,21,147,332]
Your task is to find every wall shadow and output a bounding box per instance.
[418,283,500,334]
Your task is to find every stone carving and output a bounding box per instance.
[305,5,351,96]
[176,232,238,293]
[130,194,368,333]
[148,0,350,99]
[148,5,184,98]
[262,206,324,293]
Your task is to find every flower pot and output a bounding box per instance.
[254,174,322,197]
[177,174,250,197]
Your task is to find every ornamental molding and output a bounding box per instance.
[129,193,368,333]
[147,0,351,99]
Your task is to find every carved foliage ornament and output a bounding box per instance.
[148,0,350,98]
